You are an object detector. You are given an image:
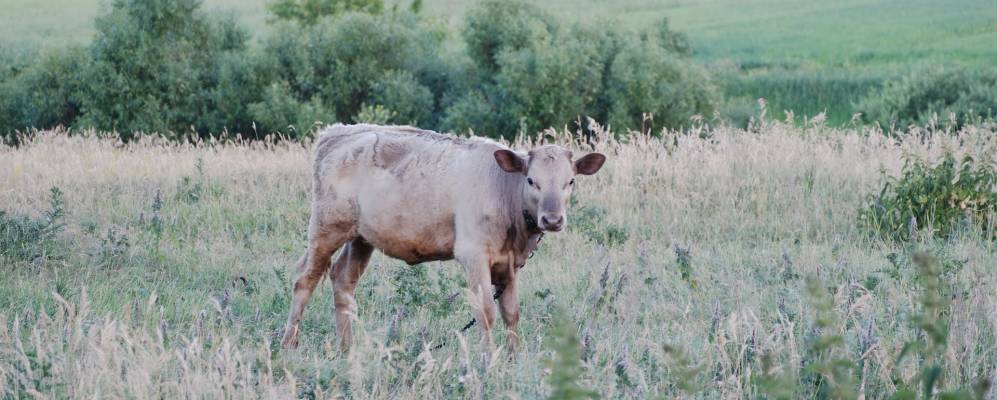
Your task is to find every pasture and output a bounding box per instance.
[1,123,994,398]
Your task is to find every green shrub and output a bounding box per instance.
[1,48,87,139]
[248,80,331,138]
[448,0,715,136]
[353,103,396,124]
[201,50,274,137]
[0,187,65,263]
[800,277,857,399]
[491,24,605,135]
[258,11,444,127]
[605,36,718,132]
[857,66,997,129]
[860,153,996,241]
[74,0,251,140]
[462,0,554,74]
[647,18,692,57]
[267,0,384,25]
[368,70,434,125]
[544,310,599,399]
[889,252,991,399]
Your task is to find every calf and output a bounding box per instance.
[281,124,606,352]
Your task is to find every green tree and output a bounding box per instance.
[74,0,251,140]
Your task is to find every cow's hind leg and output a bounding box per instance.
[282,225,352,349]
[329,237,375,351]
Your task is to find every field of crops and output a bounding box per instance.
[2,122,994,397]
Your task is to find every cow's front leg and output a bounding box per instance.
[498,278,520,354]
[456,250,497,357]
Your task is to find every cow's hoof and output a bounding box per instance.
[281,327,299,349]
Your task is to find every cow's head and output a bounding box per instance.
[494,145,606,232]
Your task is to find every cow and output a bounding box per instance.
[281,124,606,353]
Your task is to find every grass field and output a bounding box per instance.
[2,123,995,397]
[7,0,997,64]
[5,0,996,66]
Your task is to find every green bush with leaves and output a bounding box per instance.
[0,187,65,263]
[605,36,717,132]
[544,310,599,399]
[1,0,719,140]
[857,66,997,128]
[369,70,434,125]
[860,153,996,241]
[258,11,444,128]
[445,0,715,136]
[267,0,384,25]
[1,48,87,140]
[74,0,251,140]
[248,81,331,138]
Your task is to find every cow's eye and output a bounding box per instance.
[569,178,575,186]
[527,177,534,187]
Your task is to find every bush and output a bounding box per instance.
[462,0,554,74]
[258,11,445,127]
[73,0,251,140]
[857,66,997,128]
[860,153,996,241]
[247,81,331,138]
[605,36,717,132]
[0,187,65,263]
[201,50,274,137]
[491,25,605,135]
[267,0,384,25]
[368,70,434,125]
[1,0,718,139]
[1,48,87,140]
[445,0,715,136]
[544,309,599,399]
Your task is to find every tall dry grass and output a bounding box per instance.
[1,122,995,398]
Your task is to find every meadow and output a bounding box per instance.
[1,121,995,398]
[4,0,996,125]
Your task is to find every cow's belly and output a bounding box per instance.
[356,212,456,265]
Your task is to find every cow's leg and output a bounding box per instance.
[282,226,352,349]
[457,250,497,356]
[498,278,520,354]
[329,237,375,351]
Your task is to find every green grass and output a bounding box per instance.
[1,124,995,397]
[6,0,995,65]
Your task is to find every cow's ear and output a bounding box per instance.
[574,153,606,175]
[494,149,526,174]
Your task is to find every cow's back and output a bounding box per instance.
[310,124,507,264]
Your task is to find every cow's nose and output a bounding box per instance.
[541,215,564,231]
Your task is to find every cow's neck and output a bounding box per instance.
[504,180,543,268]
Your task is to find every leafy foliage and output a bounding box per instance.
[1,0,717,140]
[267,0,384,24]
[860,153,996,241]
[888,252,991,400]
[858,66,997,128]
[605,36,717,132]
[445,1,715,136]
[0,48,86,140]
[800,277,857,399]
[544,310,599,399]
[74,0,250,140]
[0,187,65,263]
[257,12,444,130]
